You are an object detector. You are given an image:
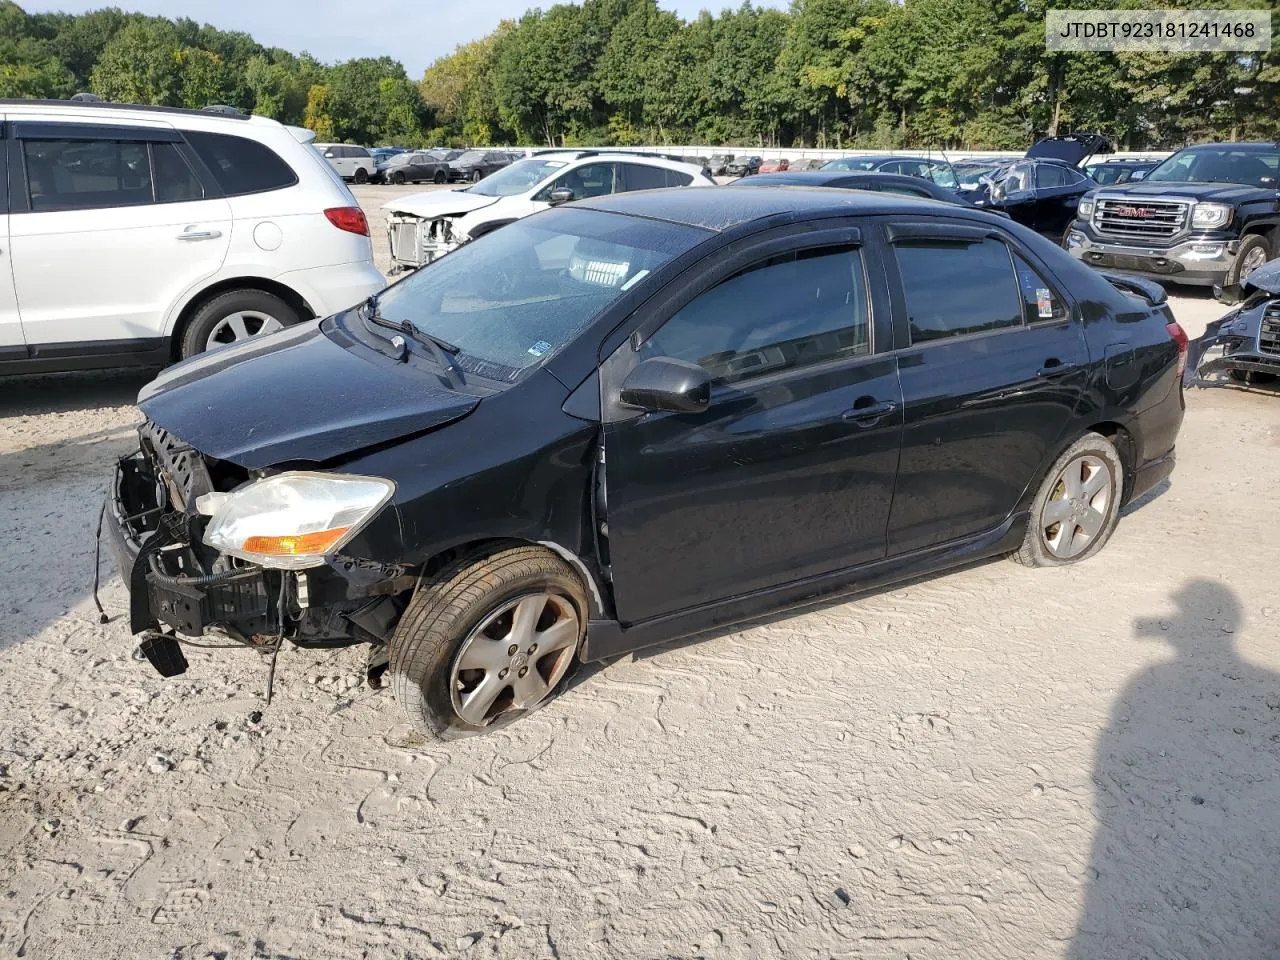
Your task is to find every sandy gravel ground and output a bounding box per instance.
[0,185,1276,959]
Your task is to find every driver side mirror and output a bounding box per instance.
[619,357,711,414]
[548,187,575,205]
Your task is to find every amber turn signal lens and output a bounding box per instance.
[242,527,351,556]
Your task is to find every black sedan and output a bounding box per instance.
[448,150,519,183]
[378,149,453,185]
[822,154,959,190]
[725,155,762,176]
[106,188,1186,741]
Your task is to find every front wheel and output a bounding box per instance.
[1013,433,1124,567]
[433,170,446,184]
[389,547,587,740]
[390,170,406,185]
[471,169,483,183]
[1227,234,1271,292]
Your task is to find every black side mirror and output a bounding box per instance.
[548,187,575,205]
[619,357,711,414]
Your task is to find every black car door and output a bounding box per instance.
[1026,163,1089,238]
[880,219,1091,555]
[600,224,903,624]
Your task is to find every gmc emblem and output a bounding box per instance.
[1116,205,1158,218]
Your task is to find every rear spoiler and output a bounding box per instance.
[1099,271,1167,306]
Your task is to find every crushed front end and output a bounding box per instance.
[386,213,461,271]
[1187,296,1280,389]
[105,421,413,681]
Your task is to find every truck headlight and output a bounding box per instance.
[1077,197,1094,218]
[200,472,394,570]
[1191,203,1231,229]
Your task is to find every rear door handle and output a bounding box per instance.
[842,399,898,425]
[1037,359,1077,378]
[177,227,222,241]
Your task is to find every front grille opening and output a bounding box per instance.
[1094,198,1188,240]
[1260,304,1280,356]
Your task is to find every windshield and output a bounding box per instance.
[465,157,568,197]
[922,161,957,189]
[454,150,485,164]
[1145,146,1280,188]
[374,209,708,384]
[822,157,879,172]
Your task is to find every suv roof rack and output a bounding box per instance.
[0,98,252,121]
[200,104,244,116]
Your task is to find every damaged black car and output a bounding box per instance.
[105,188,1185,741]
[1187,257,1280,388]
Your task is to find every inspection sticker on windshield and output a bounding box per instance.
[1036,289,1054,318]
[527,340,552,358]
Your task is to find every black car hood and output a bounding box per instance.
[1026,133,1113,167]
[1243,258,1280,295]
[1095,180,1272,204]
[137,318,482,469]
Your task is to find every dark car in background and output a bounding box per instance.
[378,149,454,184]
[822,154,959,190]
[734,169,990,208]
[106,187,1184,743]
[968,134,1112,241]
[726,155,762,177]
[707,153,733,176]
[1190,258,1280,388]
[1066,142,1280,296]
[1086,158,1160,185]
[448,150,518,183]
[370,146,408,165]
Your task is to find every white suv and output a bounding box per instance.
[0,99,384,373]
[314,143,375,183]
[384,151,715,270]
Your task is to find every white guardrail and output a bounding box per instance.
[540,146,1172,163]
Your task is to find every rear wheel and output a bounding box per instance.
[1013,433,1124,568]
[354,167,369,184]
[180,288,304,358]
[389,546,587,740]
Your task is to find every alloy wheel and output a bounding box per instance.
[1039,454,1113,559]
[449,591,580,726]
[1240,245,1268,279]
[205,310,284,350]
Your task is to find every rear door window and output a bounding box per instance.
[183,130,297,196]
[1036,164,1071,188]
[892,237,1023,344]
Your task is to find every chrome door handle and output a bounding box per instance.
[177,228,222,241]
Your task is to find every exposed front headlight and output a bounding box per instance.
[1077,197,1095,218]
[1191,202,1232,229]
[200,472,394,570]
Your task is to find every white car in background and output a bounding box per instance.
[314,143,375,183]
[384,151,715,271]
[0,98,384,373]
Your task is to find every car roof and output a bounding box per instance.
[736,169,941,190]
[576,185,959,232]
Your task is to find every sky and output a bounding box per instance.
[22,0,787,78]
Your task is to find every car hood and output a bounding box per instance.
[1093,181,1272,204]
[137,319,481,469]
[382,191,500,218]
[1243,258,1280,295]
[1026,134,1113,167]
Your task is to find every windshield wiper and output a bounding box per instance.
[361,295,464,385]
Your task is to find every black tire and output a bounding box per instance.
[390,170,406,185]
[354,167,369,184]
[433,170,446,184]
[179,288,304,359]
[389,546,587,740]
[1224,234,1271,296]
[1013,432,1124,568]
[471,169,483,183]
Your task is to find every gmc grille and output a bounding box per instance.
[1261,305,1280,356]
[1094,198,1188,240]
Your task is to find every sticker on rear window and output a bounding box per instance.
[527,340,552,357]
[1036,288,1053,318]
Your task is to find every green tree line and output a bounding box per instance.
[2,0,1277,150]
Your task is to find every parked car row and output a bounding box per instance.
[316,143,526,185]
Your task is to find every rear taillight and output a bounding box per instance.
[1167,320,1189,376]
[324,206,369,236]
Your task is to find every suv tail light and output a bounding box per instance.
[324,207,369,236]
[1166,320,1189,377]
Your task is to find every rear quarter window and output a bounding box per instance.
[183,130,298,196]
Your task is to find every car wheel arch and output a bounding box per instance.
[168,277,315,361]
